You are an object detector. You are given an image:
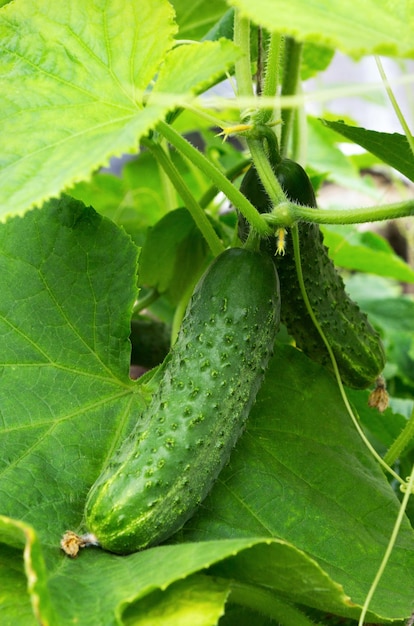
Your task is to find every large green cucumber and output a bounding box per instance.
[85,247,280,554]
[238,159,385,389]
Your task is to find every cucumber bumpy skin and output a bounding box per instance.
[85,248,280,554]
[238,159,385,389]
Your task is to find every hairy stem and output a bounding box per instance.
[144,138,225,257]
[358,463,414,626]
[247,137,286,206]
[254,31,283,126]
[375,56,414,155]
[233,11,255,109]
[198,158,251,210]
[384,405,414,466]
[264,199,414,228]
[157,121,271,236]
[280,38,303,157]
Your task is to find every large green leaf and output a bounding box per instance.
[0,196,141,548]
[227,0,414,58]
[0,0,240,220]
[1,197,413,623]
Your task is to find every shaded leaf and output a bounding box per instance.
[321,120,414,181]
[0,516,56,626]
[307,117,375,194]
[122,574,231,626]
[138,207,211,303]
[180,343,414,620]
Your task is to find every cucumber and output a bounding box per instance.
[85,248,280,554]
[238,159,385,389]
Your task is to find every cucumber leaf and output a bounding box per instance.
[227,0,414,59]
[180,343,414,620]
[307,116,378,195]
[321,120,414,181]
[170,0,229,40]
[0,0,240,220]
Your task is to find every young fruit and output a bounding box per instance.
[238,159,385,389]
[84,247,280,554]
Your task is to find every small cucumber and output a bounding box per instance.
[238,159,385,389]
[85,248,280,554]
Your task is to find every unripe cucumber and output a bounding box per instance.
[238,159,385,389]
[85,248,280,554]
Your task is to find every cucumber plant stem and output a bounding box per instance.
[233,12,254,103]
[198,158,251,209]
[358,463,414,626]
[156,139,177,212]
[280,38,303,157]
[144,138,225,258]
[132,289,160,316]
[254,32,283,126]
[157,120,271,236]
[247,137,287,206]
[375,56,414,155]
[384,405,414,466]
[275,199,414,226]
[233,11,287,212]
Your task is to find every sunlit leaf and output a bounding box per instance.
[0,0,239,219]
[227,0,414,58]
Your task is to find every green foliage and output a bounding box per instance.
[0,0,240,219]
[322,120,414,182]
[226,0,414,58]
[0,1,414,625]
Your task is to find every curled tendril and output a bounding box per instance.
[400,479,414,494]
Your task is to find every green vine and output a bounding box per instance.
[280,37,303,157]
[143,137,225,258]
[384,404,414,466]
[157,120,271,237]
[264,199,414,228]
